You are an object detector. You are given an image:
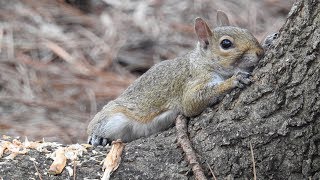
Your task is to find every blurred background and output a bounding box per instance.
[0,0,293,144]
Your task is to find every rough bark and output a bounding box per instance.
[1,0,319,179]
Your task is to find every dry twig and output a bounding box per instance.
[249,142,257,180]
[32,160,43,180]
[73,160,77,180]
[206,162,217,180]
[176,115,207,180]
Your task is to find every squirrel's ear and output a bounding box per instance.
[195,17,213,49]
[216,10,230,26]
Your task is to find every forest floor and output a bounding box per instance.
[0,0,293,144]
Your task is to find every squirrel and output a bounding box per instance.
[87,11,264,146]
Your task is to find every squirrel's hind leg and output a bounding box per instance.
[88,110,179,146]
[132,109,179,138]
[88,113,133,146]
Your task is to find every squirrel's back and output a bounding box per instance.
[107,52,194,123]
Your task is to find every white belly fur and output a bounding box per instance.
[208,73,224,87]
[103,110,179,142]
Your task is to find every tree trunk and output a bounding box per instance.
[1,0,319,179]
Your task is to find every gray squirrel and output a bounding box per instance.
[87,11,264,146]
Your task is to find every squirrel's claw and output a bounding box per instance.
[262,32,279,50]
[88,135,110,147]
[235,72,252,88]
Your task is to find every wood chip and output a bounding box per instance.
[1,139,29,159]
[0,141,11,158]
[24,137,42,149]
[48,147,67,175]
[64,144,87,161]
[2,135,11,140]
[101,140,124,180]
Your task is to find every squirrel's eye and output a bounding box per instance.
[220,39,233,49]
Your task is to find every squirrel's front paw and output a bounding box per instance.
[234,71,251,88]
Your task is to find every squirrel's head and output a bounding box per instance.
[194,11,264,74]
